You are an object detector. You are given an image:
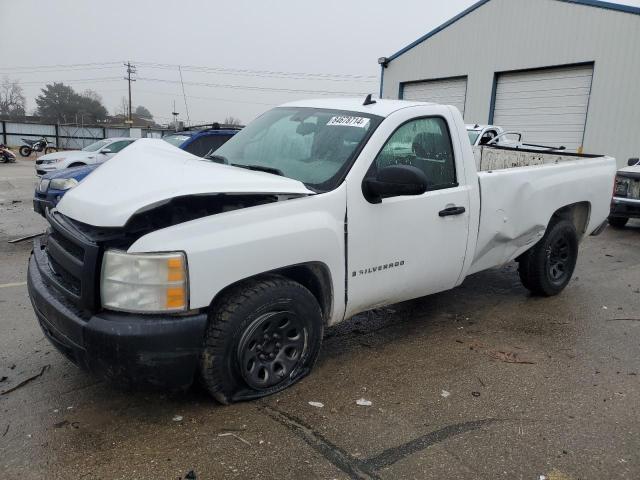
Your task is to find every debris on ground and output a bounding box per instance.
[7,232,43,244]
[441,390,451,398]
[308,401,324,408]
[0,365,50,396]
[172,415,183,422]
[2,425,8,437]
[184,470,197,480]
[356,398,372,406]
[472,391,481,397]
[488,350,535,364]
[0,376,7,383]
[218,432,251,446]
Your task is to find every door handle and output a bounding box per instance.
[439,206,466,217]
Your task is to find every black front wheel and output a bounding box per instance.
[518,219,578,296]
[608,216,628,229]
[19,146,31,157]
[44,146,58,155]
[200,275,323,404]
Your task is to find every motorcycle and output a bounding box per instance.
[0,144,17,163]
[19,137,58,157]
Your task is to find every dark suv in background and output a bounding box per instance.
[163,124,242,157]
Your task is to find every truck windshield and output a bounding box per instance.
[212,107,382,191]
[467,130,480,145]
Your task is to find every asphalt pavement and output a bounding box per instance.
[1,158,639,480]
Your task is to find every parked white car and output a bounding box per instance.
[28,98,616,403]
[35,137,136,176]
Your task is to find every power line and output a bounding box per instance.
[0,61,377,82]
[0,62,122,72]
[135,62,377,83]
[134,88,277,106]
[135,61,377,80]
[18,77,122,85]
[136,77,369,96]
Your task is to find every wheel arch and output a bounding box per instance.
[68,162,87,168]
[550,201,591,237]
[208,262,334,324]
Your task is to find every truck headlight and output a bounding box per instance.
[614,177,629,197]
[49,178,78,191]
[38,179,50,193]
[101,250,188,313]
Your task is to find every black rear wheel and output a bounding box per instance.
[608,216,628,229]
[200,275,323,404]
[518,219,578,296]
[19,146,31,157]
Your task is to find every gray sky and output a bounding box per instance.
[2,0,640,126]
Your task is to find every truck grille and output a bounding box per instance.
[44,210,101,311]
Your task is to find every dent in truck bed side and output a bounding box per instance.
[469,155,616,274]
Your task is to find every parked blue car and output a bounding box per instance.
[33,125,240,217]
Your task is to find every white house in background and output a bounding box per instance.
[378,0,640,166]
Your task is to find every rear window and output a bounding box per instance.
[163,134,191,147]
[185,135,233,157]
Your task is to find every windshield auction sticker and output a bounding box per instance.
[326,116,370,128]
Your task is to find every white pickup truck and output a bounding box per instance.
[27,97,616,403]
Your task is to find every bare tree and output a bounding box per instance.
[116,96,129,117]
[224,116,242,126]
[0,77,26,118]
[82,89,103,103]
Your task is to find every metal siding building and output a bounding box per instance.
[380,0,640,166]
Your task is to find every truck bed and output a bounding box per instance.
[468,146,616,275]
[473,145,603,171]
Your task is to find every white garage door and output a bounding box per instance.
[493,65,594,151]
[402,77,467,117]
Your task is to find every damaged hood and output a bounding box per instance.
[57,138,314,227]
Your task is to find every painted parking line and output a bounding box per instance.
[0,281,27,289]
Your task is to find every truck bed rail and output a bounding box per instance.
[473,145,602,172]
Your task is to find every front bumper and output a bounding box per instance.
[610,196,640,219]
[36,165,57,176]
[33,196,55,217]
[27,247,209,390]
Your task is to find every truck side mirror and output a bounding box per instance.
[628,158,639,167]
[362,164,429,204]
[99,148,112,155]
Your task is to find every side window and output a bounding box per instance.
[373,117,456,189]
[185,135,232,157]
[108,140,133,153]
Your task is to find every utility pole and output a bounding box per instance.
[124,61,137,125]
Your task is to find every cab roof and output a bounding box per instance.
[281,98,435,118]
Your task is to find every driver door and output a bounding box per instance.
[345,114,471,317]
